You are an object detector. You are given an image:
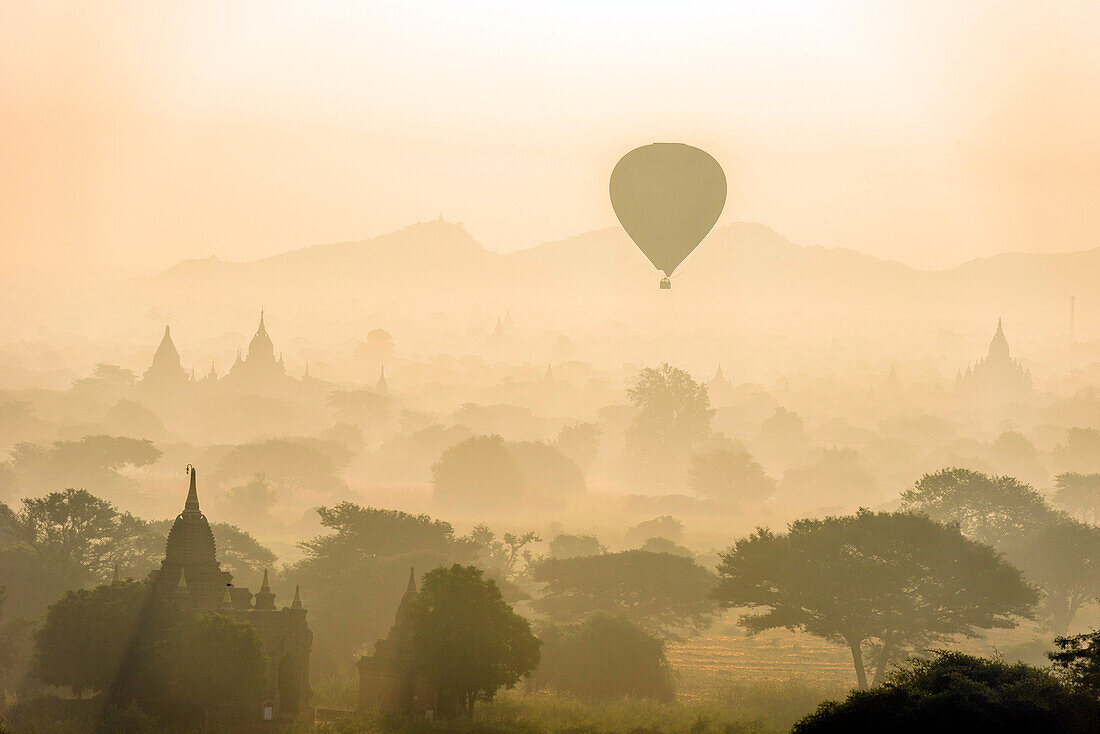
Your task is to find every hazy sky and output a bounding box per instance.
[3,1,1099,275]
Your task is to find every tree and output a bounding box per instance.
[7,436,161,498]
[1053,473,1100,524]
[162,612,266,727]
[548,533,604,560]
[625,364,714,490]
[218,473,278,528]
[624,515,684,547]
[407,565,540,716]
[714,510,1037,689]
[793,651,1100,733]
[1013,519,1100,635]
[554,423,602,471]
[432,435,526,510]
[31,579,157,698]
[0,490,159,617]
[689,449,775,504]
[468,525,541,583]
[214,438,351,497]
[285,504,476,674]
[507,441,586,497]
[1054,428,1100,474]
[1051,629,1100,695]
[327,389,393,438]
[900,468,1055,549]
[534,613,674,701]
[531,550,718,638]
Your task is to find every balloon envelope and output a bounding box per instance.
[610,143,726,277]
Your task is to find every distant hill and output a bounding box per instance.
[149,220,1097,332]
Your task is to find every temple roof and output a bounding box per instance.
[163,466,219,572]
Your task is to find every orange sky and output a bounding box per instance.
[2,1,1099,276]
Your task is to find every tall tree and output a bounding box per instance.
[714,510,1037,689]
[625,364,714,491]
[407,565,540,716]
[531,550,718,638]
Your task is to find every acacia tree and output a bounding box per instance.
[531,550,718,638]
[431,435,526,510]
[900,468,1055,549]
[714,510,1037,689]
[626,364,714,491]
[407,565,540,716]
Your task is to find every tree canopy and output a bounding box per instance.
[714,509,1037,688]
[689,448,775,504]
[533,613,674,702]
[900,468,1055,548]
[407,564,540,716]
[432,434,526,510]
[531,550,718,638]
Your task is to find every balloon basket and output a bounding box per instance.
[659,277,672,289]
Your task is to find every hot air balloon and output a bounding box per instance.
[610,143,726,288]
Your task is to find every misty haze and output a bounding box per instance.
[3,3,1100,733]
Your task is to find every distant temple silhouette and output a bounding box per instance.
[357,569,437,717]
[136,312,335,401]
[150,467,313,725]
[955,319,1032,403]
[708,363,734,405]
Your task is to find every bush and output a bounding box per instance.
[792,651,1100,733]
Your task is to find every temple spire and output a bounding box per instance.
[377,365,388,394]
[406,567,416,595]
[291,585,303,609]
[260,568,271,593]
[184,465,200,513]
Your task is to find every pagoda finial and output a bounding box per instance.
[406,567,417,595]
[184,464,200,513]
[260,568,271,593]
[291,585,303,609]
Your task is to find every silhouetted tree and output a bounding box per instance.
[793,652,1100,733]
[534,613,674,701]
[407,565,540,716]
[532,550,718,638]
[432,435,526,510]
[162,612,266,728]
[1013,519,1100,635]
[553,423,602,471]
[689,448,775,504]
[7,436,161,498]
[625,364,714,490]
[1055,428,1100,474]
[714,510,1037,688]
[31,579,156,698]
[900,468,1055,549]
[214,438,351,496]
[624,515,684,547]
[507,440,586,497]
[1051,629,1100,695]
[468,525,540,583]
[285,504,476,674]
[1053,472,1100,524]
[548,533,604,560]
